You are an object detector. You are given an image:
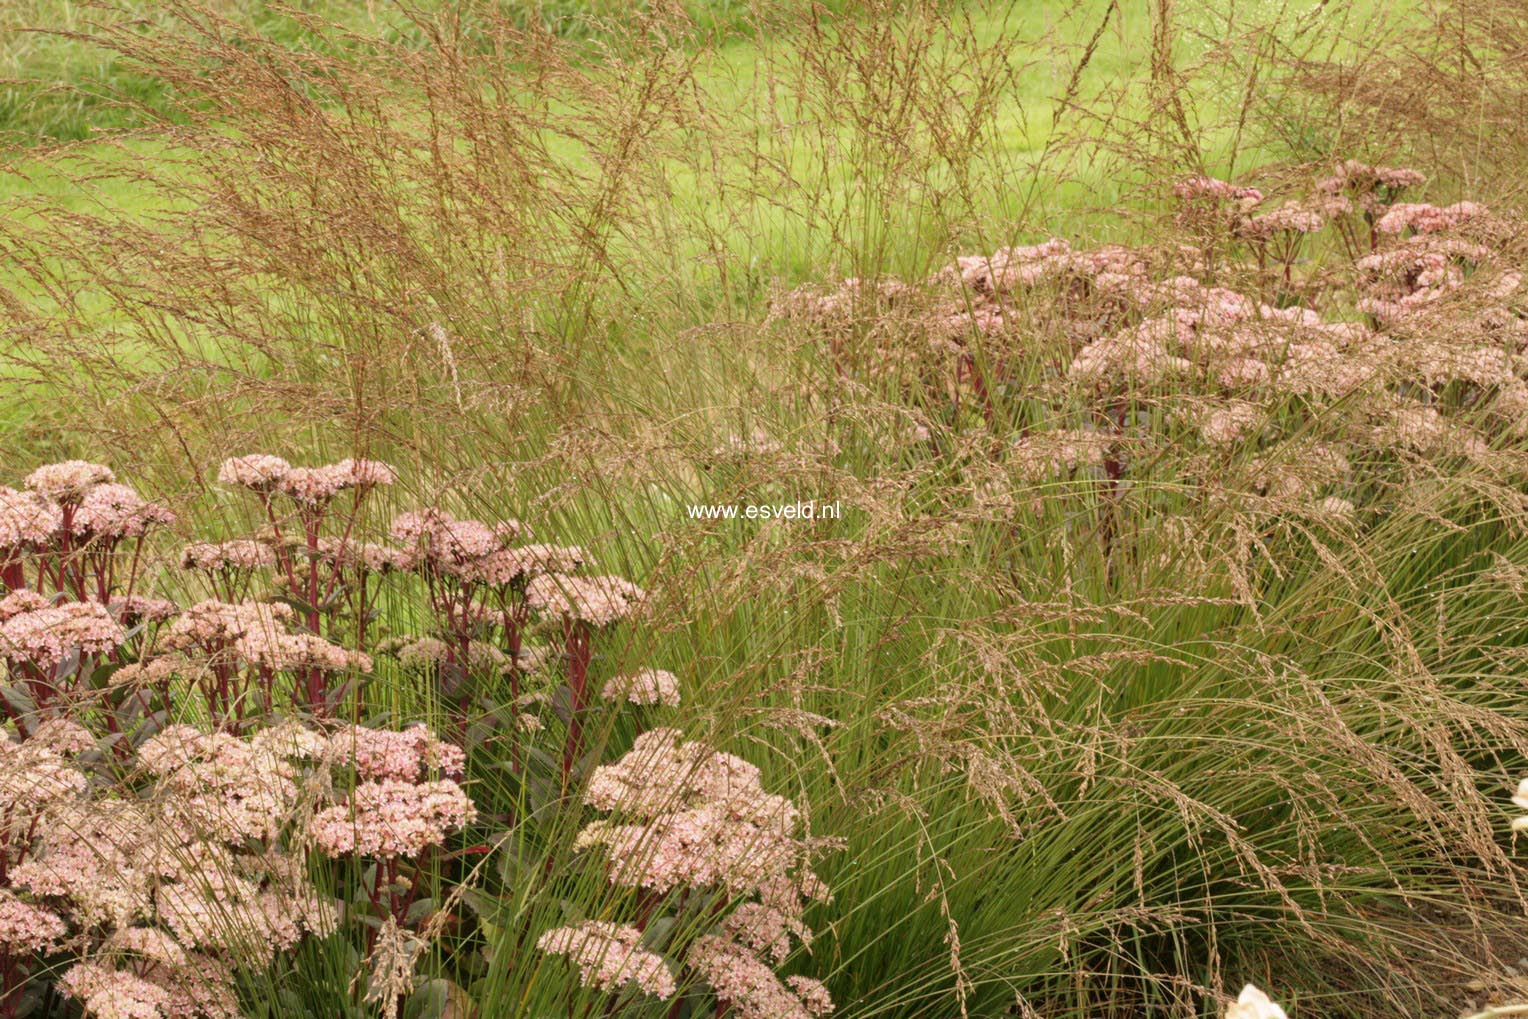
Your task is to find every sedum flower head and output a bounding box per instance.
[0,588,49,621]
[59,961,172,1019]
[26,461,115,502]
[309,778,475,859]
[333,457,398,489]
[687,935,833,1019]
[1173,175,1263,206]
[575,729,822,904]
[385,635,506,674]
[61,948,242,1019]
[1375,200,1483,235]
[446,543,591,586]
[109,596,180,625]
[305,536,409,573]
[536,921,677,999]
[526,573,646,626]
[0,889,67,954]
[389,508,500,568]
[161,599,368,674]
[216,455,291,492]
[0,601,127,667]
[601,668,680,708]
[1511,777,1528,832]
[72,484,175,539]
[31,717,97,754]
[0,736,90,815]
[13,799,156,928]
[180,540,276,572]
[139,725,311,843]
[786,977,834,1017]
[275,458,395,507]
[0,487,62,551]
[329,723,466,781]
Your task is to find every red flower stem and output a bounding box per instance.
[561,618,593,788]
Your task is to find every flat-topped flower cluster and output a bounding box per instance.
[538,728,838,1018]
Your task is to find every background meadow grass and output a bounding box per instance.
[9,1,1528,1018]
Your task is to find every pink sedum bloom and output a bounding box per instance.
[536,921,677,999]
[309,779,475,859]
[601,668,680,708]
[526,573,646,626]
[0,601,127,667]
[330,723,466,781]
[687,935,833,1019]
[389,508,500,567]
[59,961,171,1019]
[25,461,114,503]
[216,455,291,492]
[277,464,356,507]
[0,488,62,551]
[180,540,276,572]
[0,588,49,622]
[71,484,175,539]
[0,890,67,954]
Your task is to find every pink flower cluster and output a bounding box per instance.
[448,542,591,586]
[1173,174,1264,206]
[71,484,176,540]
[526,573,647,626]
[0,488,61,553]
[389,508,505,569]
[159,599,371,674]
[138,723,316,842]
[0,714,478,1017]
[1315,159,1427,206]
[180,539,276,572]
[536,921,677,999]
[600,668,680,707]
[688,935,835,1019]
[1375,200,1483,235]
[0,890,67,954]
[0,598,126,667]
[305,536,409,574]
[309,777,475,859]
[776,160,1528,522]
[217,455,396,506]
[25,461,116,503]
[382,634,508,673]
[330,722,466,780]
[1238,200,1334,240]
[14,463,175,544]
[59,955,241,1019]
[563,728,837,1017]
